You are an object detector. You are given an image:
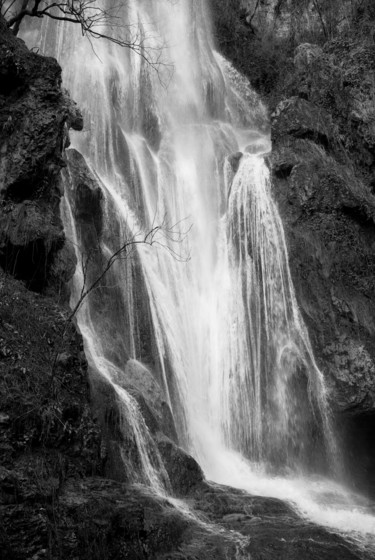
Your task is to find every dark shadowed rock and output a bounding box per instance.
[269,50,375,493]
[0,270,104,559]
[189,481,366,560]
[271,108,375,420]
[0,16,81,291]
[50,240,77,286]
[157,437,204,495]
[0,200,65,291]
[228,151,243,172]
[272,97,334,148]
[62,88,83,132]
[65,148,103,236]
[55,478,252,560]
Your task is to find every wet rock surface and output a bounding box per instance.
[65,149,103,237]
[157,437,204,496]
[191,482,368,560]
[44,478,373,560]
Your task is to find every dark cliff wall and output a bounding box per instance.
[0,15,83,293]
[0,16,106,558]
[269,37,375,410]
[270,39,375,493]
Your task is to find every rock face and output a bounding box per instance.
[65,149,103,237]
[0,269,105,559]
[270,44,375,418]
[0,15,81,292]
[272,96,334,148]
[268,35,375,491]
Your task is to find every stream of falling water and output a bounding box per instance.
[23,0,375,548]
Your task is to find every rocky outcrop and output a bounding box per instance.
[271,96,334,148]
[65,149,103,237]
[267,33,375,492]
[270,41,375,418]
[0,269,105,558]
[0,15,81,292]
[157,436,204,495]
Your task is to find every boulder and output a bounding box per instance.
[65,148,103,236]
[157,436,204,495]
[227,151,243,173]
[122,358,178,443]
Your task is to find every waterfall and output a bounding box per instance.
[23,0,375,542]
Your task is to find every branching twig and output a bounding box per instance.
[3,0,169,71]
[49,218,191,385]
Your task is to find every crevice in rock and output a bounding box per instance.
[0,238,62,292]
[5,176,42,203]
[341,204,374,227]
[0,72,25,96]
[290,128,329,150]
[274,162,295,179]
[4,161,63,203]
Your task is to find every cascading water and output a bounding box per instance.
[210,153,335,470]
[23,0,375,545]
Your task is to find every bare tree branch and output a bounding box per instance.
[3,0,168,69]
[48,218,190,385]
[68,218,190,323]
